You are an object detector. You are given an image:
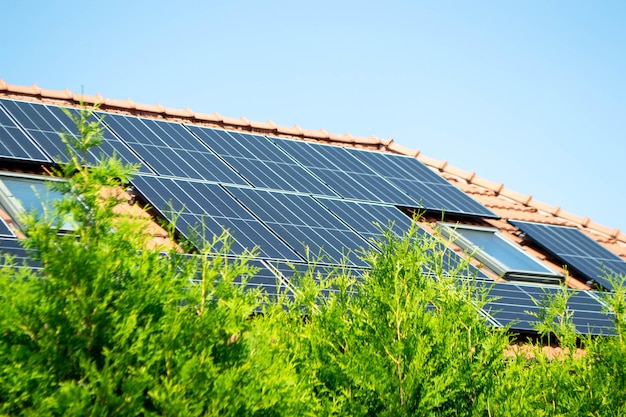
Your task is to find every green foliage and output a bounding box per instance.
[1,107,626,415]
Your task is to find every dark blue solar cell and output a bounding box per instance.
[187,126,337,195]
[474,281,615,335]
[347,148,497,218]
[131,175,299,261]
[518,285,615,336]
[0,238,41,269]
[101,114,245,184]
[225,187,372,267]
[316,198,489,279]
[0,104,50,162]
[0,100,148,170]
[510,221,626,291]
[271,137,418,205]
[271,261,364,297]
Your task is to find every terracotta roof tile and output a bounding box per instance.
[301,127,330,140]
[386,141,419,157]
[6,83,41,95]
[277,124,304,136]
[134,102,166,114]
[39,87,73,100]
[249,119,277,131]
[164,106,194,119]
[194,111,223,123]
[104,97,135,109]
[72,92,104,106]
[499,187,533,206]
[470,176,504,194]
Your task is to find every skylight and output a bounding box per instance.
[440,224,563,285]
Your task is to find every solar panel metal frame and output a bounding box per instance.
[0,217,15,238]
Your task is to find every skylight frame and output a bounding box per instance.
[439,223,563,285]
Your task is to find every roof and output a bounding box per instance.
[1,79,625,289]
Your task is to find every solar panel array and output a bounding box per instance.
[0,99,150,172]
[475,281,615,336]
[510,221,626,291]
[346,148,497,217]
[0,97,619,336]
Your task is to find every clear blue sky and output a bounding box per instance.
[2,1,625,232]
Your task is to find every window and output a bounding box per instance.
[440,224,562,284]
[0,173,71,231]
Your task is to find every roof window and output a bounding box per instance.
[0,173,72,231]
[440,223,563,285]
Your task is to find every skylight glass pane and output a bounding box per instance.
[1,177,63,217]
[455,227,553,274]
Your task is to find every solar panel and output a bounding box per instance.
[225,187,372,267]
[185,126,337,195]
[99,113,246,184]
[315,197,413,240]
[0,105,50,163]
[271,137,420,206]
[181,254,294,301]
[0,218,15,238]
[510,221,626,291]
[270,261,364,298]
[346,148,498,218]
[0,100,150,171]
[0,238,41,270]
[131,175,300,261]
[316,198,489,279]
[475,281,540,332]
[475,281,615,335]
[519,285,615,336]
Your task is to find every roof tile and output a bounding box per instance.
[134,102,165,113]
[528,198,560,216]
[499,187,532,205]
[249,119,277,131]
[72,92,104,105]
[194,111,222,123]
[39,87,73,100]
[7,83,40,95]
[164,106,194,118]
[104,97,135,109]
[442,165,476,182]
[470,176,504,194]
[277,124,304,136]
[386,141,419,157]
[585,220,621,239]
